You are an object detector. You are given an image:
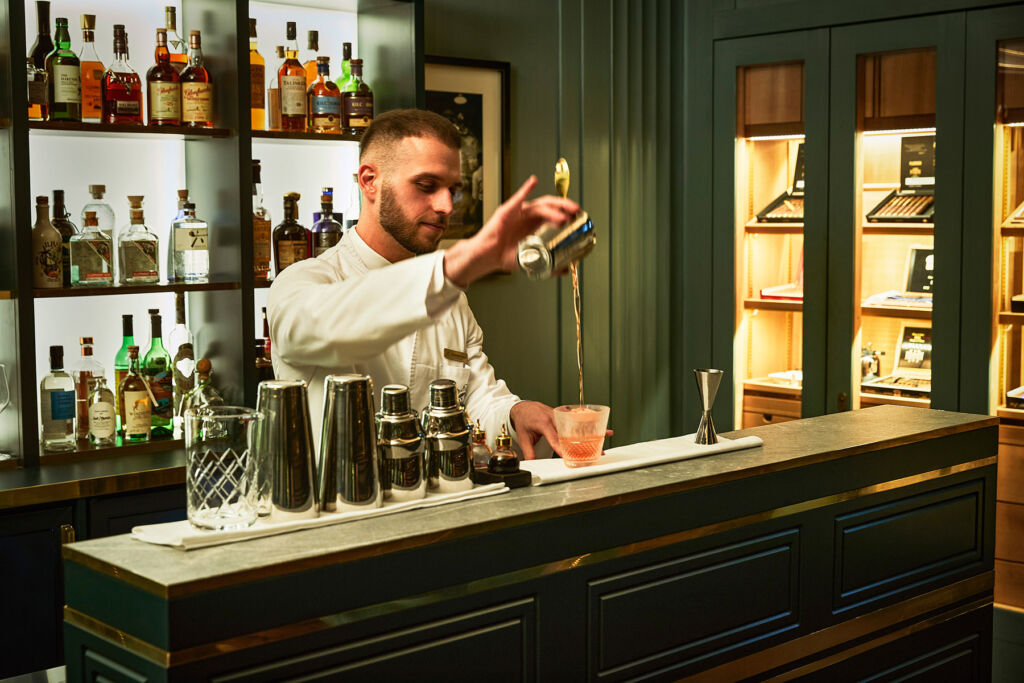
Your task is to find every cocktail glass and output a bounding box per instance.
[554,404,610,468]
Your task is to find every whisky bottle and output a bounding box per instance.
[78,14,104,121]
[308,57,341,133]
[345,174,361,231]
[273,192,310,274]
[118,196,159,285]
[52,189,78,288]
[143,310,173,437]
[169,292,194,436]
[32,195,62,289]
[29,1,55,70]
[70,210,113,286]
[253,160,272,281]
[113,314,134,433]
[41,345,77,452]
[279,22,306,131]
[181,359,224,415]
[171,202,209,282]
[303,30,320,88]
[87,377,116,446]
[312,188,343,256]
[165,6,188,74]
[249,18,265,131]
[71,337,105,439]
[45,17,82,122]
[147,28,181,126]
[166,188,189,282]
[27,58,49,121]
[119,345,151,443]
[268,45,285,130]
[341,59,373,135]
[181,30,213,128]
[101,25,143,125]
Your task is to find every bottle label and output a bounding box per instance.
[81,65,103,116]
[115,99,141,116]
[126,240,159,279]
[277,240,307,270]
[29,77,47,106]
[149,82,181,120]
[52,64,82,104]
[174,226,209,252]
[250,64,265,106]
[254,217,271,263]
[146,369,174,421]
[182,82,213,124]
[313,231,341,256]
[123,389,152,435]
[89,402,115,438]
[35,237,62,286]
[311,95,341,130]
[343,95,373,129]
[48,390,76,421]
[280,75,307,115]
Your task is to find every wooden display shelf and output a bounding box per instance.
[254,279,273,289]
[743,378,802,397]
[1001,226,1024,238]
[997,406,1024,422]
[39,436,183,466]
[862,222,934,235]
[34,281,241,298]
[861,304,931,319]
[744,220,803,234]
[252,130,361,143]
[998,312,1024,325]
[29,121,230,139]
[0,290,11,300]
[859,392,931,408]
[743,298,802,312]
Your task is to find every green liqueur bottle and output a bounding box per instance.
[143,309,174,437]
[45,16,82,121]
[334,41,353,92]
[114,313,134,434]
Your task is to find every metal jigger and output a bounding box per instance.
[694,369,724,445]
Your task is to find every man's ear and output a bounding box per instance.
[357,162,379,202]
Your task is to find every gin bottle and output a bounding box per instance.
[168,291,195,435]
[171,202,209,282]
[312,187,343,256]
[71,336,105,439]
[166,189,189,282]
[70,211,113,286]
[32,195,62,289]
[118,195,159,284]
[181,358,224,415]
[87,377,116,446]
[40,345,76,452]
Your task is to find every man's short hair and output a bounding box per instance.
[359,109,461,163]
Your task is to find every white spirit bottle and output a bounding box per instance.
[32,195,63,288]
[40,345,77,452]
[166,189,189,282]
[82,184,116,236]
[118,195,160,285]
[70,210,113,286]
[71,336,105,439]
[87,377,116,446]
[171,202,209,282]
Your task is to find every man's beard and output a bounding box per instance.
[379,182,448,255]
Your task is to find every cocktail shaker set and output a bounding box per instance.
[251,375,476,522]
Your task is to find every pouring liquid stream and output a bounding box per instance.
[571,261,583,406]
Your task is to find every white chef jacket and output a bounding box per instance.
[267,228,522,451]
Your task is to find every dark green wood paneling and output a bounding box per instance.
[359,0,425,112]
[827,14,966,413]
[961,6,1024,414]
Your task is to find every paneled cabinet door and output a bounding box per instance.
[0,503,75,678]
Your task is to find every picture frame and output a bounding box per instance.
[424,56,510,242]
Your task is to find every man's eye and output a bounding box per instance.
[417,183,435,192]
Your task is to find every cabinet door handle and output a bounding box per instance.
[60,524,76,545]
[837,392,848,412]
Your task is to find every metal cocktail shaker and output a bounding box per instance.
[319,374,383,512]
[377,384,427,502]
[421,379,474,493]
[253,380,318,521]
[516,211,596,280]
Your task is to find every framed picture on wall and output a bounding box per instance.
[424,56,510,241]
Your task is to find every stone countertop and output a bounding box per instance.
[62,405,995,597]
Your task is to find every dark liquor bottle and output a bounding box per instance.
[279,22,306,131]
[253,160,272,281]
[307,57,341,133]
[143,310,173,438]
[341,58,373,135]
[119,346,151,443]
[312,188,343,256]
[180,31,213,128]
[29,1,54,69]
[147,28,181,126]
[46,17,82,122]
[272,192,310,275]
[101,25,143,124]
[51,189,78,288]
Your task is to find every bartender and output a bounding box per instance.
[268,109,579,459]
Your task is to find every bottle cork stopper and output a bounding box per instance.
[81,14,95,30]
[36,195,48,204]
[275,45,284,58]
[128,345,139,357]
[80,336,93,345]
[196,358,212,374]
[127,195,144,208]
[317,55,329,64]
[88,184,105,196]
[177,189,189,200]
[84,211,97,226]
[285,191,301,201]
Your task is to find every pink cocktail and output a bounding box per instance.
[554,404,610,468]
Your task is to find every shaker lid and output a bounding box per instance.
[428,379,458,409]
[380,384,411,416]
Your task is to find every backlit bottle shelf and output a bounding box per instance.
[34,281,240,298]
[252,129,361,143]
[39,436,183,466]
[743,298,802,312]
[861,304,931,319]
[29,120,231,139]
[744,221,803,234]
[861,222,934,236]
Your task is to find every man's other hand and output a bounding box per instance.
[509,400,561,460]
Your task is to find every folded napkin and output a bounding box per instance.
[520,433,763,486]
[132,483,508,551]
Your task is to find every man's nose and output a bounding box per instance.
[433,190,453,216]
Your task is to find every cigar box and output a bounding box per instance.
[756,142,805,223]
[866,135,935,223]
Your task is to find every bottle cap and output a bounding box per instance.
[275,45,284,58]
[127,195,144,208]
[35,195,48,205]
[196,358,212,375]
[128,345,139,358]
[49,345,63,368]
[165,6,176,26]
[156,28,167,44]
[189,30,201,48]
[55,17,68,26]
[343,42,352,58]
[317,55,329,64]
[80,336,93,345]
[129,209,144,222]
[473,420,486,443]
[52,189,64,202]
[286,21,296,40]
[496,424,512,449]
[113,24,125,35]
[177,189,189,200]
[285,191,301,201]
[88,184,105,196]
[81,14,95,30]
[84,211,97,225]
[148,308,159,316]
[248,17,257,38]
[308,30,318,49]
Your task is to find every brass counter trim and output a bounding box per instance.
[0,463,185,510]
[65,607,170,667]
[64,459,996,664]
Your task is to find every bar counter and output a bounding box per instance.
[62,405,998,681]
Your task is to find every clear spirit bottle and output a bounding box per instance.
[118,196,159,284]
[71,336,105,439]
[181,358,225,415]
[143,310,174,438]
[312,187,343,256]
[166,188,189,282]
[87,377,116,446]
[32,195,62,289]
[40,345,77,452]
[82,184,116,235]
[171,202,209,282]
[119,345,151,443]
[168,292,194,436]
[253,160,272,281]
[51,189,77,288]
[70,210,113,286]
[45,16,81,122]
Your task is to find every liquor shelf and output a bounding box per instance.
[29,121,231,140]
[37,437,184,468]
[744,297,802,312]
[0,290,11,299]
[861,304,932,319]
[862,222,934,236]
[251,129,362,143]
[999,311,1024,325]
[33,281,241,299]
[744,221,803,234]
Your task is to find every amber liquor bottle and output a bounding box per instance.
[180,31,213,128]
[78,14,104,121]
[272,192,310,275]
[164,6,188,73]
[119,346,152,443]
[302,30,320,88]
[101,25,143,124]
[279,22,307,131]
[147,28,181,126]
[341,59,373,135]
[307,57,341,133]
[249,18,265,131]
[253,160,272,281]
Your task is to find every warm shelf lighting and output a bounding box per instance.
[862,127,936,137]
[1004,121,1024,128]
[745,133,806,142]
